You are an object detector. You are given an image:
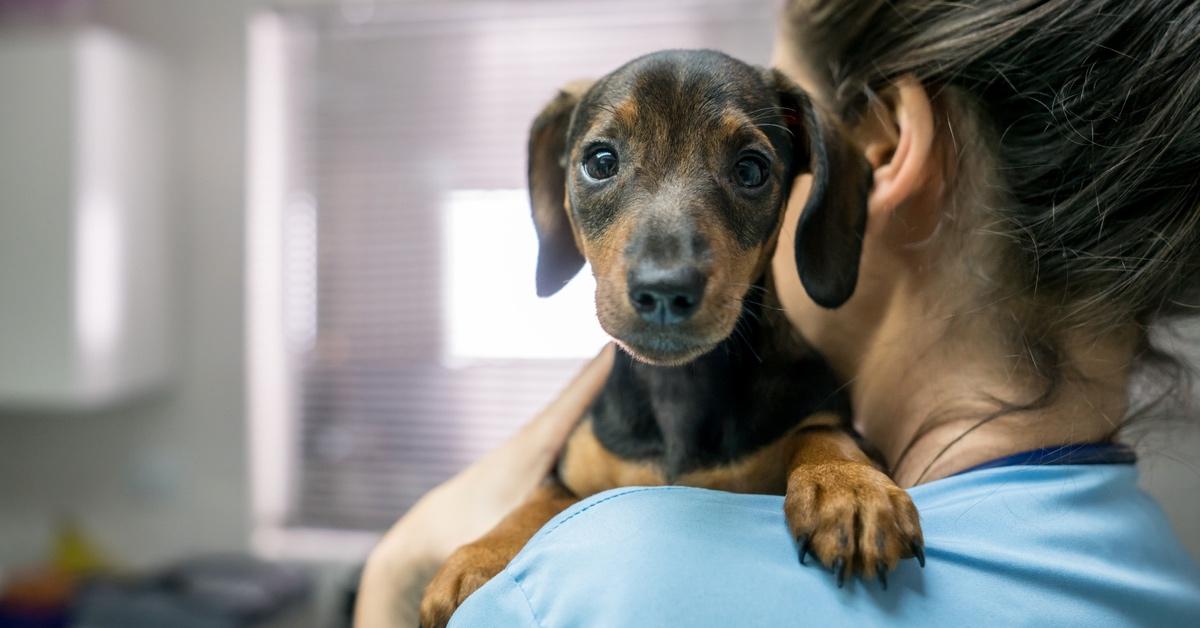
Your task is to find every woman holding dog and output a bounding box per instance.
[358,1,1200,625]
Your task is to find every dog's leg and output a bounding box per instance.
[783,416,924,587]
[418,480,577,628]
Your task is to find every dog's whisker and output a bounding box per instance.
[731,320,764,364]
[755,122,795,137]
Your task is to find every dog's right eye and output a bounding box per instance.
[582,148,619,181]
[733,154,770,189]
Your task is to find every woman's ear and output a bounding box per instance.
[770,70,873,309]
[860,75,937,240]
[528,81,591,297]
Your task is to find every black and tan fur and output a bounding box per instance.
[420,50,923,627]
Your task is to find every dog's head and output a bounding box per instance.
[529,50,871,365]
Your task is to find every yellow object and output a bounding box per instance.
[51,519,109,576]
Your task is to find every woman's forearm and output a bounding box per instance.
[357,518,438,628]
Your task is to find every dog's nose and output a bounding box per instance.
[627,265,707,325]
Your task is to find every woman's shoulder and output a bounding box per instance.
[450,465,1200,627]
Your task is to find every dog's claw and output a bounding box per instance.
[911,542,926,568]
[877,565,888,590]
[785,461,925,588]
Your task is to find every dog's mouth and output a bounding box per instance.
[599,307,742,366]
[612,331,721,366]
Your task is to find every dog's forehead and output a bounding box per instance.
[571,50,777,140]
[622,51,768,113]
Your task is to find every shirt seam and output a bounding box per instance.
[540,486,678,537]
[511,569,545,628]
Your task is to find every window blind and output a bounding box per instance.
[276,0,776,530]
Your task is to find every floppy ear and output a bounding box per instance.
[528,82,591,297]
[770,70,872,309]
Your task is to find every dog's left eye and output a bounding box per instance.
[582,148,619,181]
[733,155,769,188]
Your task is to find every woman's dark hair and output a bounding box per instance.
[782,0,1200,477]
[785,0,1200,327]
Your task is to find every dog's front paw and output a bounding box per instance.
[784,462,924,587]
[419,542,507,628]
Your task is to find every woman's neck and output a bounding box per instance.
[849,280,1136,488]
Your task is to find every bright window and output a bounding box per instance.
[441,189,606,361]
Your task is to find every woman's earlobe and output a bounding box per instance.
[863,75,936,220]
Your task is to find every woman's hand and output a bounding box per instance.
[355,344,615,628]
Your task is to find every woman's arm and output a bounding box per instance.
[354,345,614,628]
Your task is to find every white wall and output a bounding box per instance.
[0,0,251,569]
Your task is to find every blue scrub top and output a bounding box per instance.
[450,456,1200,626]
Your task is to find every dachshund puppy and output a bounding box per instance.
[420,50,923,627]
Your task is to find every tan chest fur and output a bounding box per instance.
[558,414,842,499]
